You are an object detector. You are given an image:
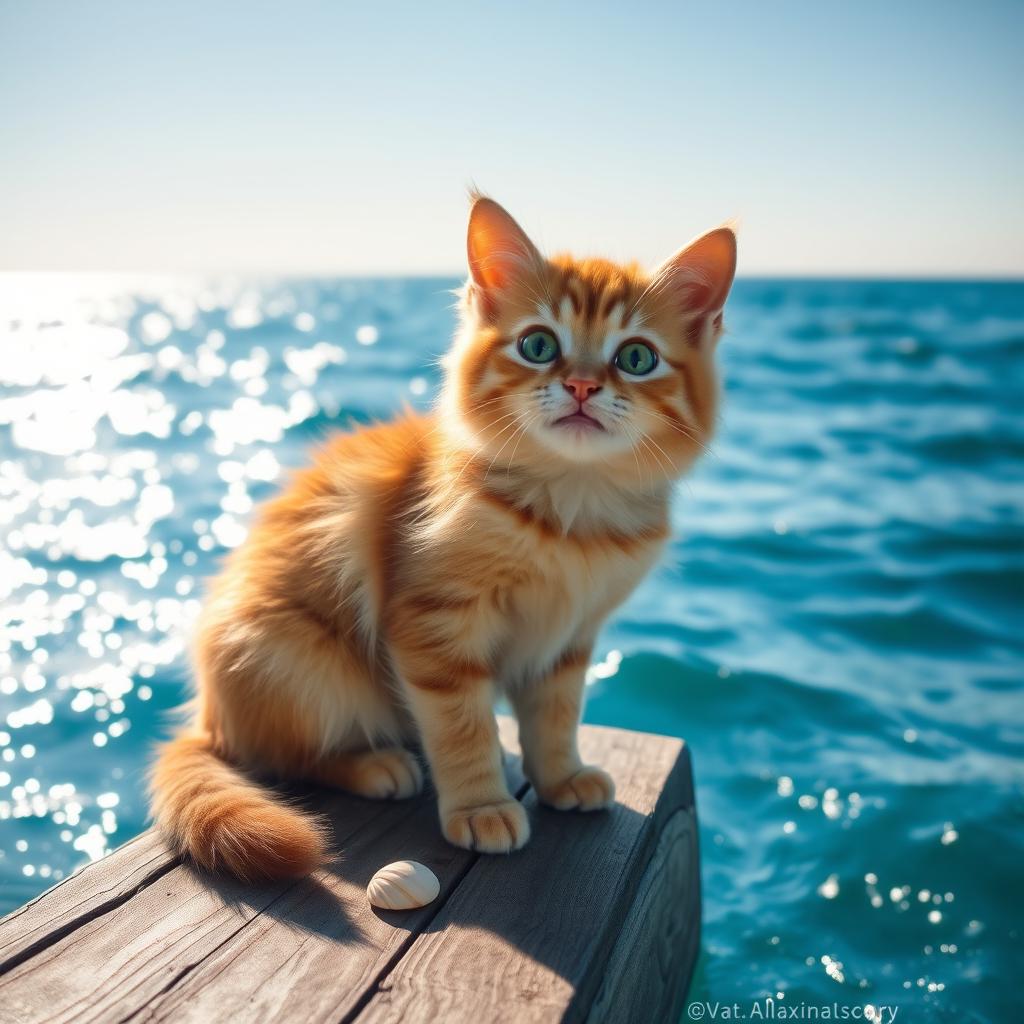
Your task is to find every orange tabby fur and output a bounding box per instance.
[150,195,736,879]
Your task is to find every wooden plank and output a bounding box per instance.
[585,807,700,1024]
[0,830,179,973]
[0,721,699,1024]
[357,725,695,1024]
[111,719,526,1023]
[118,774,529,1023]
[0,721,525,1024]
[0,793,392,1024]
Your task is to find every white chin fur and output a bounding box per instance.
[532,420,632,462]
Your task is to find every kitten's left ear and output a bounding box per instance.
[652,226,737,326]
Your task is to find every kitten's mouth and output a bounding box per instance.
[553,410,605,432]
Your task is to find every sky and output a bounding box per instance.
[0,1,1021,277]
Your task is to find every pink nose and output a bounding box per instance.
[563,378,602,402]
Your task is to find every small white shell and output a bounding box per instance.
[367,860,440,911]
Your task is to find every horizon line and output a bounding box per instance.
[2,270,1023,285]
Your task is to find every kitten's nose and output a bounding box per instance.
[563,378,602,402]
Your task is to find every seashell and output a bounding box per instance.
[367,860,440,911]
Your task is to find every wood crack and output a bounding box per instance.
[116,877,308,1024]
[0,855,181,976]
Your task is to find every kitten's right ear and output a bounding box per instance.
[652,226,737,319]
[467,195,542,294]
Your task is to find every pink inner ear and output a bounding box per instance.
[685,310,724,347]
[467,198,540,293]
[658,227,737,316]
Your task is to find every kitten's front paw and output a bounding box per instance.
[442,799,530,853]
[537,766,615,811]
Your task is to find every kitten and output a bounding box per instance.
[150,195,736,879]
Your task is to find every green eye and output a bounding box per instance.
[518,329,560,364]
[615,341,658,376]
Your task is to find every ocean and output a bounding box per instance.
[0,275,1020,1022]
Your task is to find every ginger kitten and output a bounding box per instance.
[150,195,736,879]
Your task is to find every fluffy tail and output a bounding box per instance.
[150,733,327,881]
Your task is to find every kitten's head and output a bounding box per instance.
[443,195,736,485]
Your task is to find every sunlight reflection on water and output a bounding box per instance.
[0,273,1021,1021]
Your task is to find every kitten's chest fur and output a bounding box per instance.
[459,472,669,684]
[495,541,654,685]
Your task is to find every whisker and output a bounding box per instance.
[484,410,533,475]
[414,393,515,447]
[642,408,715,459]
[636,432,673,481]
[505,412,540,477]
[437,410,530,497]
[621,420,653,491]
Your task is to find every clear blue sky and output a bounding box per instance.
[1,1,1020,276]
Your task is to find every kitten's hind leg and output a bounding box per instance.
[309,748,424,800]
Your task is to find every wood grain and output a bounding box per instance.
[0,792,394,1024]
[0,720,699,1024]
[0,829,178,973]
[0,719,524,1024]
[122,761,528,1023]
[357,726,694,1024]
[585,808,700,1024]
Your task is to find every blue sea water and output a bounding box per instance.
[0,275,1021,1021]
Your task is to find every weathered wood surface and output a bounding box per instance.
[0,720,699,1024]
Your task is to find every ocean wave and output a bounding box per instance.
[1,276,1021,1020]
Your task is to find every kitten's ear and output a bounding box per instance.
[652,226,737,319]
[467,196,542,293]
